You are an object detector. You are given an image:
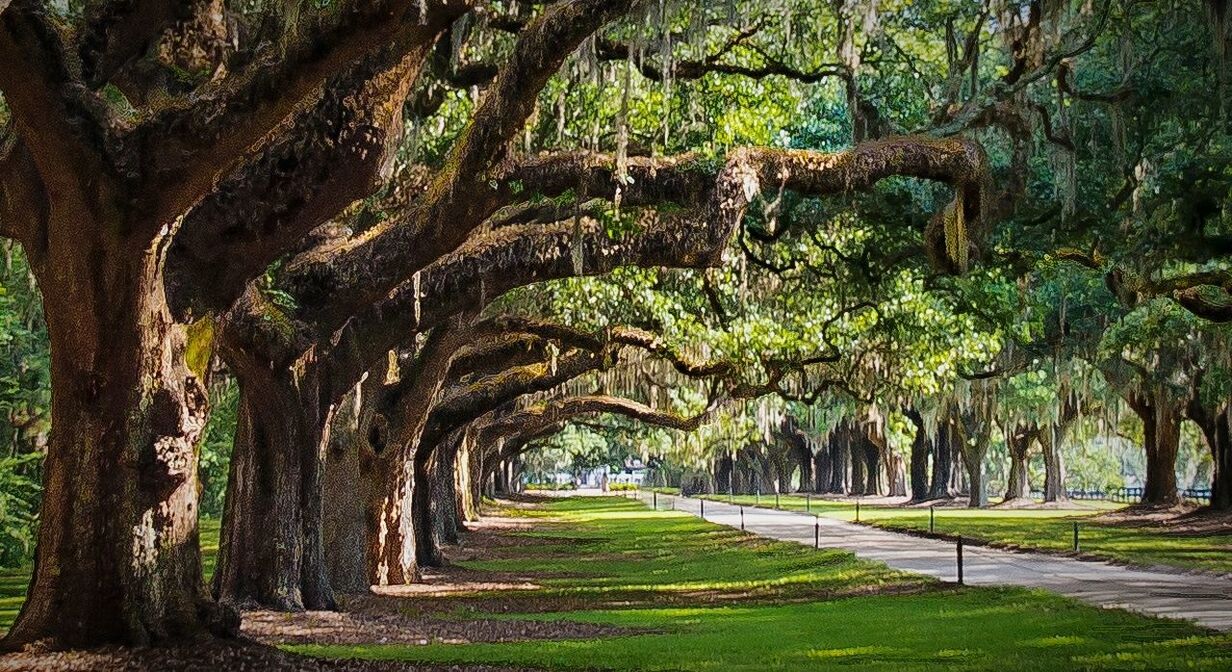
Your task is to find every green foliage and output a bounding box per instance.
[0,244,48,568]
[199,378,238,519]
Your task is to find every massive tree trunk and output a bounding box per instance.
[797,446,814,493]
[1137,395,1183,507]
[459,430,482,522]
[1189,396,1232,511]
[1040,428,1068,503]
[828,435,850,494]
[957,410,991,508]
[961,435,990,508]
[929,420,957,500]
[412,447,442,567]
[813,450,830,493]
[4,248,232,649]
[849,430,868,496]
[432,431,465,546]
[1004,425,1034,502]
[212,353,336,611]
[864,437,885,496]
[906,410,931,502]
[715,455,735,494]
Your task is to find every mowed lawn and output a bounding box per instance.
[696,492,1232,574]
[291,497,1232,671]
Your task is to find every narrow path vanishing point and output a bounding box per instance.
[621,491,1232,631]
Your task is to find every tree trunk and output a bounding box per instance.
[4,251,233,649]
[906,411,931,502]
[432,432,463,546]
[863,439,883,496]
[412,447,442,567]
[813,450,829,493]
[1139,397,1182,507]
[929,421,956,500]
[828,436,849,494]
[1004,427,1033,502]
[1190,400,1232,511]
[322,390,372,594]
[962,438,989,508]
[797,445,813,493]
[849,431,867,496]
[1040,428,1068,503]
[1210,409,1231,511]
[461,432,482,522]
[212,362,336,611]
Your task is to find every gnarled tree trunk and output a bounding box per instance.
[1138,396,1182,507]
[906,410,931,502]
[929,420,957,500]
[1189,395,1231,510]
[1004,425,1034,502]
[4,249,232,649]
[1040,428,1068,503]
[212,352,336,611]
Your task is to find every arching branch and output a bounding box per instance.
[0,1,110,194]
[280,0,647,325]
[165,40,439,318]
[132,0,467,223]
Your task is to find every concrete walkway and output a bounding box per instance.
[629,491,1232,631]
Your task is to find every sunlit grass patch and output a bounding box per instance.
[697,493,1232,574]
[292,588,1232,672]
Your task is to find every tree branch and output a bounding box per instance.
[0,1,110,195]
[130,0,467,226]
[280,0,646,327]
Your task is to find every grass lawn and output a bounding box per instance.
[697,493,1232,574]
[4,500,1231,670]
[291,497,1232,671]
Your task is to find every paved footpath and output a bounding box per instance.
[627,491,1232,631]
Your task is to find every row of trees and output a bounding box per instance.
[0,0,1227,656]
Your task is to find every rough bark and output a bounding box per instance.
[412,447,442,568]
[905,409,931,502]
[849,430,868,496]
[813,450,830,493]
[1134,392,1183,507]
[1004,424,1036,502]
[961,435,990,508]
[3,225,230,648]
[212,330,336,611]
[1040,428,1068,503]
[1188,394,1232,510]
[929,420,957,500]
[828,434,850,494]
[322,386,377,594]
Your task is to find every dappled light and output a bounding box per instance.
[0,0,1229,669]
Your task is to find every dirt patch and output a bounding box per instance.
[992,498,1110,511]
[244,609,652,647]
[0,638,537,672]
[1095,506,1232,535]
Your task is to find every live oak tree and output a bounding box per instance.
[0,0,998,649]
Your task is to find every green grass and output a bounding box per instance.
[291,496,1232,671]
[0,517,221,634]
[451,496,917,603]
[6,502,1232,670]
[698,493,1232,574]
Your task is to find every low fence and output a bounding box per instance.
[1028,487,1212,505]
